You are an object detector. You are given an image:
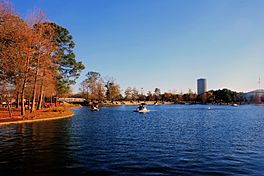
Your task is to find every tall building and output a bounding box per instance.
[197,78,207,95]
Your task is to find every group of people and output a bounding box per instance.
[137,104,147,111]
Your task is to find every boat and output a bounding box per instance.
[134,103,150,113]
[134,108,150,113]
[91,107,99,111]
[231,104,238,107]
[90,103,100,111]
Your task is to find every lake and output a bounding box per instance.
[0,105,264,175]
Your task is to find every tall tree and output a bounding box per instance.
[0,1,22,93]
[29,11,57,112]
[107,83,121,101]
[0,2,61,115]
[43,22,85,97]
[105,77,121,101]
[124,87,133,100]
[80,71,105,100]
[146,91,155,101]
[0,1,33,116]
[131,87,139,101]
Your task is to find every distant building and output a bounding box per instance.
[197,78,207,95]
[243,89,264,103]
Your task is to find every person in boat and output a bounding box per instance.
[137,104,143,111]
[134,103,150,112]
[137,103,147,111]
[91,103,99,110]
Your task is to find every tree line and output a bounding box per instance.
[0,1,84,116]
[76,72,248,105]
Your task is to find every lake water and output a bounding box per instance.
[1,105,264,175]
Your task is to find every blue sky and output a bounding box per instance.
[13,0,264,93]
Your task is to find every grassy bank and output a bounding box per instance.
[0,105,79,126]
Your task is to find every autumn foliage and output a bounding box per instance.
[0,1,83,117]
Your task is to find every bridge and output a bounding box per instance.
[58,98,88,106]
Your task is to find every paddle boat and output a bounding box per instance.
[134,103,150,113]
[90,104,100,111]
[91,107,99,111]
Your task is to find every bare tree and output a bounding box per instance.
[124,87,133,100]
[80,71,105,101]
[28,11,57,112]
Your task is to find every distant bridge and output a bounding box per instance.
[58,98,88,105]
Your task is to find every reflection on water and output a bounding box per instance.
[0,120,80,175]
[1,105,264,175]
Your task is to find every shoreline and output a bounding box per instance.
[99,101,254,107]
[0,106,76,126]
[0,113,74,126]
[100,101,174,106]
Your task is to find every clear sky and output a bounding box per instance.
[13,0,264,93]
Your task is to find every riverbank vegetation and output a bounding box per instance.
[0,1,84,118]
[77,71,250,105]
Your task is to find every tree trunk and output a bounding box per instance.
[37,81,44,110]
[7,101,12,118]
[21,61,29,116]
[55,92,58,107]
[20,44,31,116]
[16,91,20,109]
[31,56,40,113]
[37,69,46,110]
[21,92,25,116]
[31,83,37,113]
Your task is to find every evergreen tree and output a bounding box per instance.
[44,22,85,96]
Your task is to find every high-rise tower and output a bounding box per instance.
[197,78,207,95]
